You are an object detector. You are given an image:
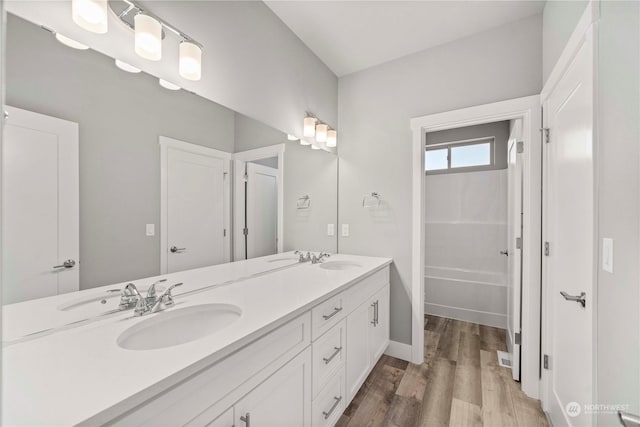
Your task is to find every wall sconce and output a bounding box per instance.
[134,13,162,61]
[303,117,317,138]
[315,124,328,143]
[302,113,338,149]
[72,0,108,34]
[179,41,202,81]
[326,129,337,147]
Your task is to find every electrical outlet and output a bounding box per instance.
[341,224,350,237]
[327,224,335,237]
[146,224,155,237]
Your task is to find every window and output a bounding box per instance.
[425,137,495,174]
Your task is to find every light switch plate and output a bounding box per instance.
[146,224,155,237]
[327,224,335,237]
[602,238,613,273]
[341,224,350,237]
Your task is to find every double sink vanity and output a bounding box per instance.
[2,252,391,426]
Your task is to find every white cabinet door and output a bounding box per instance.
[345,300,372,402]
[369,284,390,363]
[235,347,311,427]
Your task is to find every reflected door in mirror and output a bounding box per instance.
[2,106,79,304]
[246,163,278,259]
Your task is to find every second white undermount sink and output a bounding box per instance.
[117,303,242,351]
[319,261,363,271]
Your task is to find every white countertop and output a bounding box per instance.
[1,253,391,426]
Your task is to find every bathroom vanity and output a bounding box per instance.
[1,253,391,426]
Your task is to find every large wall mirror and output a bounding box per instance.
[2,12,338,306]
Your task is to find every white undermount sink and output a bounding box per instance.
[319,261,363,271]
[117,304,242,351]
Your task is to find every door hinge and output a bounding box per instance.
[516,237,522,250]
[516,141,524,154]
[543,354,550,370]
[243,227,248,236]
[544,241,550,256]
[540,127,550,143]
[514,332,521,345]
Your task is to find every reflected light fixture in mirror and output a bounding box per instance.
[115,59,141,73]
[179,41,202,81]
[326,129,337,148]
[72,0,108,33]
[55,33,89,50]
[159,79,181,90]
[287,134,299,141]
[315,123,328,143]
[303,117,316,137]
[300,139,312,146]
[135,13,162,61]
[311,144,321,150]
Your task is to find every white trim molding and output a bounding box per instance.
[410,95,542,398]
[384,340,412,363]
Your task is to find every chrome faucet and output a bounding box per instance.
[116,279,184,316]
[151,283,184,313]
[294,251,312,263]
[312,252,331,264]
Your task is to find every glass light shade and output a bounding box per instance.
[179,41,202,81]
[55,34,89,50]
[287,134,299,141]
[311,144,321,150]
[72,0,108,34]
[115,59,141,73]
[159,79,181,90]
[326,129,337,147]
[315,124,328,143]
[135,14,162,61]
[300,139,312,146]
[303,117,316,138]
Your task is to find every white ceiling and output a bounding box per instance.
[264,1,545,77]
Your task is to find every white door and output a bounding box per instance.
[543,29,594,427]
[246,162,278,259]
[161,138,228,273]
[234,347,311,427]
[507,119,524,381]
[2,106,79,304]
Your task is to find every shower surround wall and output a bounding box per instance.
[425,165,508,328]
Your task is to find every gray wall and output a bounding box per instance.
[542,1,588,82]
[593,2,639,423]
[234,112,288,152]
[425,120,510,170]
[5,0,338,140]
[6,14,236,289]
[338,15,542,345]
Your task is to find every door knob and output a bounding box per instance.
[618,411,640,427]
[53,259,76,269]
[170,246,186,253]
[560,291,586,308]
[500,250,509,256]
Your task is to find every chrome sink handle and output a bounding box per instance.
[151,282,183,313]
[146,279,167,301]
[294,251,312,263]
[118,283,142,310]
[312,252,331,264]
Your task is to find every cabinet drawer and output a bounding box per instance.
[312,369,345,427]
[312,320,345,397]
[312,292,345,340]
[344,267,389,314]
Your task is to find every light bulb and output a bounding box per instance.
[135,14,162,61]
[179,41,202,81]
[55,34,89,50]
[311,144,321,150]
[326,129,337,147]
[303,117,316,138]
[315,123,328,143]
[115,59,141,73]
[300,140,312,146]
[159,79,181,90]
[287,134,299,141]
[72,0,108,34]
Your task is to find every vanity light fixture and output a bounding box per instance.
[159,79,181,91]
[303,117,316,138]
[311,144,321,150]
[134,13,162,61]
[287,134,299,141]
[326,129,337,148]
[55,33,89,50]
[315,123,328,143]
[179,41,202,81]
[300,139,312,146]
[115,59,141,73]
[72,0,108,34]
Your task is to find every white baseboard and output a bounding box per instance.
[384,340,412,362]
[425,302,507,329]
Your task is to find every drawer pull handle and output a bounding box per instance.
[323,396,343,420]
[323,346,343,364]
[371,300,379,326]
[322,307,343,320]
